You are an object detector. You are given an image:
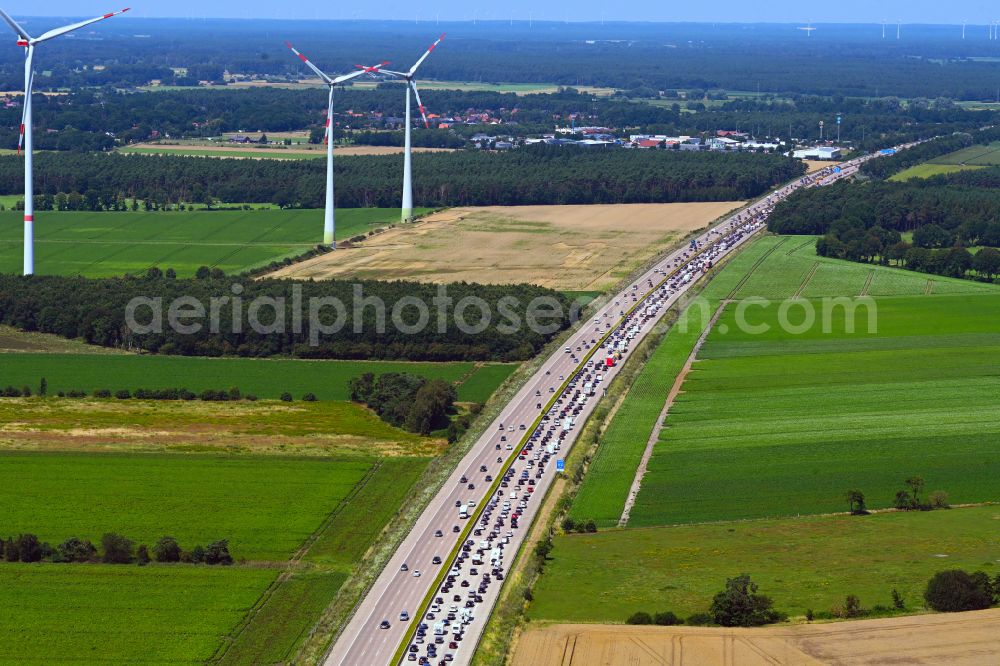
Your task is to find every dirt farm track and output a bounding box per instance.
[513,610,1000,666]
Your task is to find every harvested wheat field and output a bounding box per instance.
[513,611,1000,666]
[269,202,743,291]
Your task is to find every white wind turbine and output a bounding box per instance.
[285,42,388,247]
[382,34,445,223]
[0,6,129,275]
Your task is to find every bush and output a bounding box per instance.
[710,574,784,627]
[843,594,864,618]
[685,612,713,626]
[92,388,111,398]
[58,537,98,563]
[136,544,151,566]
[188,545,206,563]
[653,611,683,626]
[805,608,814,622]
[203,539,233,565]
[626,611,653,625]
[924,570,994,612]
[929,490,950,509]
[13,534,43,563]
[302,392,317,402]
[114,389,131,399]
[101,533,135,564]
[153,536,181,563]
[891,588,905,610]
[280,392,293,402]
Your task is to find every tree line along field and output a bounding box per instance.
[529,233,1000,627]
[529,505,1000,623]
[0,208,426,277]
[0,353,516,404]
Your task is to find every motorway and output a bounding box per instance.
[324,150,886,666]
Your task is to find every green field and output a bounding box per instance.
[889,163,985,181]
[0,208,425,277]
[928,140,1000,166]
[529,505,1000,622]
[0,451,432,662]
[0,353,514,403]
[568,235,995,527]
[731,236,996,299]
[0,451,374,559]
[630,292,1000,526]
[0,563,277,663]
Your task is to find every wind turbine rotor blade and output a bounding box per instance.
[331,68,370,85]
[284,41,334,84]
[408,33,445,77]
[18,51,32,155]
[409,81,430,128]
[0,8,31,41]
[33,7,129,44]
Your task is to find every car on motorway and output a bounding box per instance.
[413,570,422,577]
[435,529,443,537]
[400,610,410,621]
[380,620,391,629]
[432,555,442,564]
[401,563,409,571]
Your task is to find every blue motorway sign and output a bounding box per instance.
[556,459,565,471]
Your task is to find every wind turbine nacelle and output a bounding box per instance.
[16,39,28,47]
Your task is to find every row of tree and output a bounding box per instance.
[621,569,1000,628]
[0,148,804,208]
[0,274,569,362]
[348,372,456,435]
[815,223,1000,280]
[769,180,1000,241]
[1,533,232,566]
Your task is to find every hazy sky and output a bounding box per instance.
[2,0,997,24]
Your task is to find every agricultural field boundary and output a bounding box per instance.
[725,235,787,298]
[212,460,385,664]
[617,299,730,526]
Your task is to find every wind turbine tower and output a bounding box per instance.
[0,6,129,276]
[383,35,446,223]
[897,20,901,40]
[285,43,387,247]
[798,22,816,37]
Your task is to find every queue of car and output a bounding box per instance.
[375,149,883,666]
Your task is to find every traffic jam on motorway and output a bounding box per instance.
[381,150,888,666]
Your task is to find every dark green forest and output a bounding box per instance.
[5,19,1000,100]
[0,274,572,361]
[0,149,804,208]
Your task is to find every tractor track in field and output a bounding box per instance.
[726,236,788,299]
[793,262,820,299]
